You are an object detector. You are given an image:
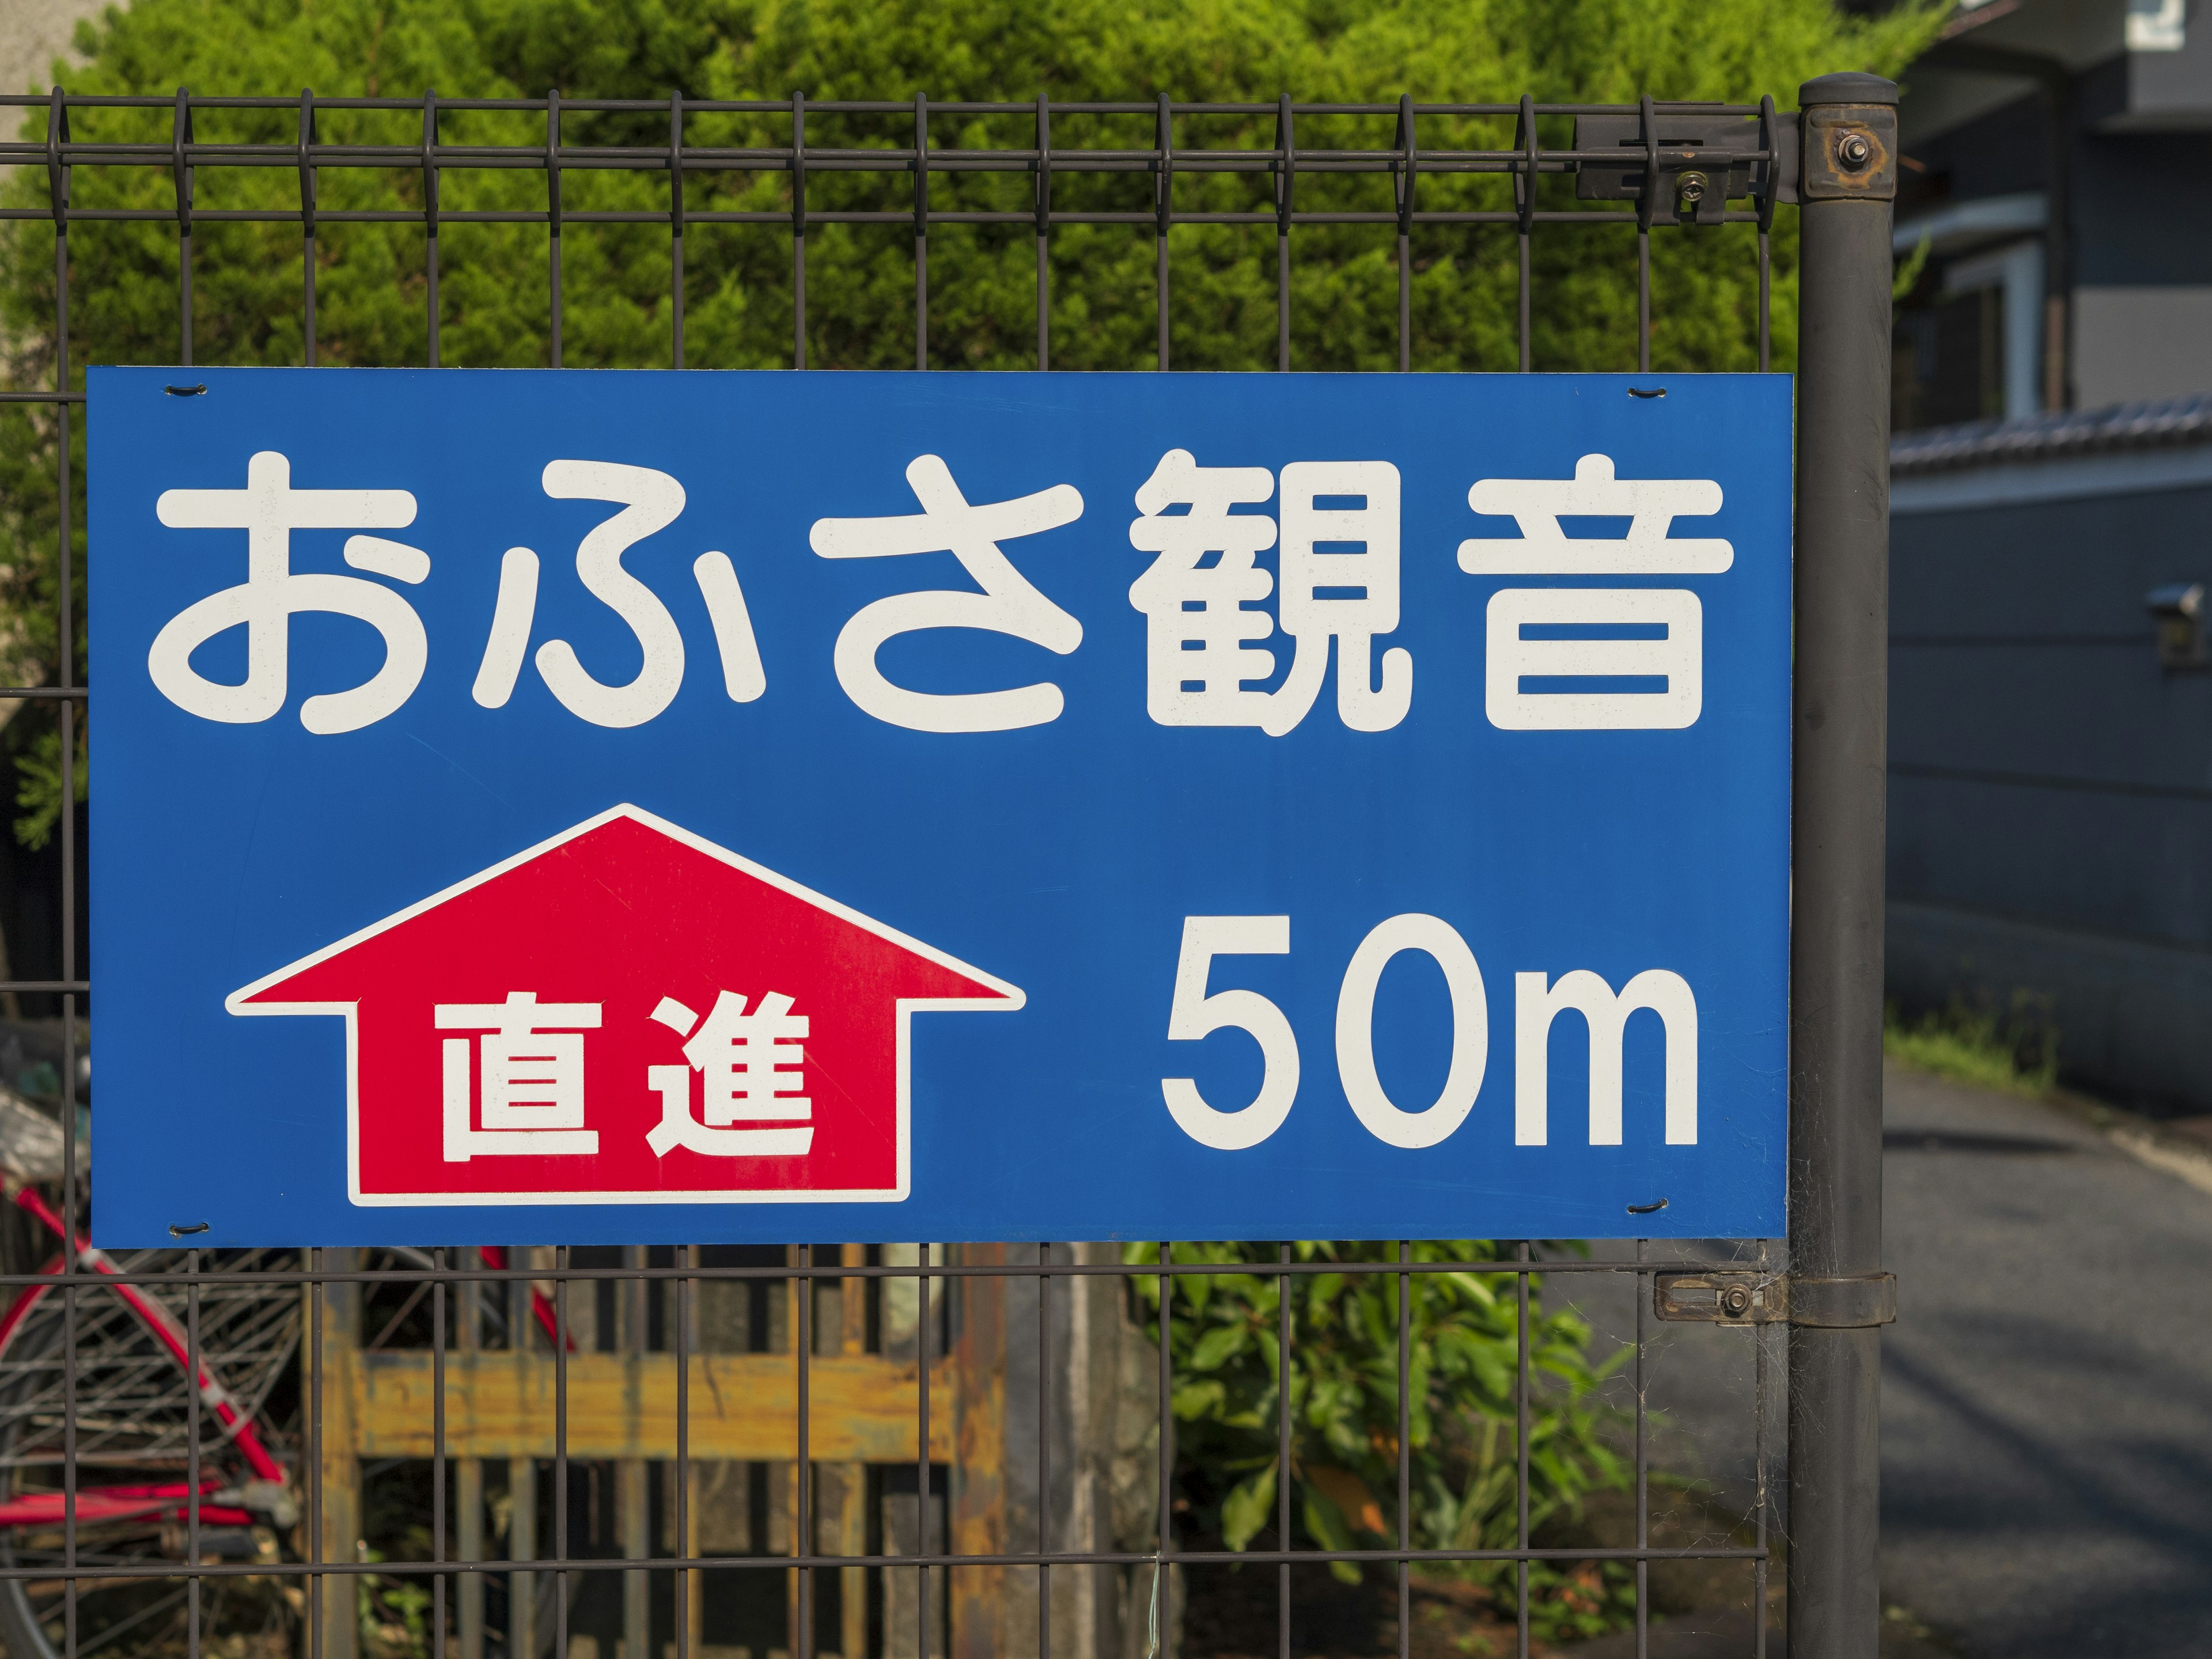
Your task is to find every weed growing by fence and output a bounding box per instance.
[1884,994,2060,1097]
[1127,1240,1637,1639]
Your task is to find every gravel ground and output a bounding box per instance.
[1561,1062,2212,1657]
[1878,1065,2212,1657]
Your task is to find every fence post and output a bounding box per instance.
[949,1244,1008,1659]
[313,1249,363,1659]
[1790,71,1899,1659]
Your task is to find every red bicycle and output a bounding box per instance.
[0,1173,304,1659]
[0,1095,575,1659]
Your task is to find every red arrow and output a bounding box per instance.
[229,805,1020,1207]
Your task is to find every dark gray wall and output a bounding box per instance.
[1888,474,2212,1107]
[1899,78,2212,286]
[2073,128,2212,286]
[1897,88,2050,210]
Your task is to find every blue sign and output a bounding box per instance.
[90,366,1791,1247]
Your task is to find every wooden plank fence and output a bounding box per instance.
[304,1247,1009,1659]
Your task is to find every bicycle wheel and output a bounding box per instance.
[0,1244,304,1659]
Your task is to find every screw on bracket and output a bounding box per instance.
[1801,103,1896,201]
[1676,169,1708,207]
[1653,1270,1784,1325]
[1654,1270,1897,1327]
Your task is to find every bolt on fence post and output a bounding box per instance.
[1789,70,1898,1659]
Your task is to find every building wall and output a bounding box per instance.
[1891,91,2054,430]
[1897,67,2212,414]
[1899,86,2054,205]
[1889,459,2212,1107]
[2073,286,2212,404]
[2065,126,2212,404]
[2070,128,2212,285]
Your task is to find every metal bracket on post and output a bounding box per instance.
[1654,1271,1897,1328]
[1800,103,1897,202]
[1573,108,1798,224]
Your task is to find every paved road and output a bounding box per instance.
[1881,1065,2212,1656]
[1565,1063,2212,1655]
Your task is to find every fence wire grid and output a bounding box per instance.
[0,88,1798,1659]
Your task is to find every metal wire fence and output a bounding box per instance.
[0,89,1806,1659]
